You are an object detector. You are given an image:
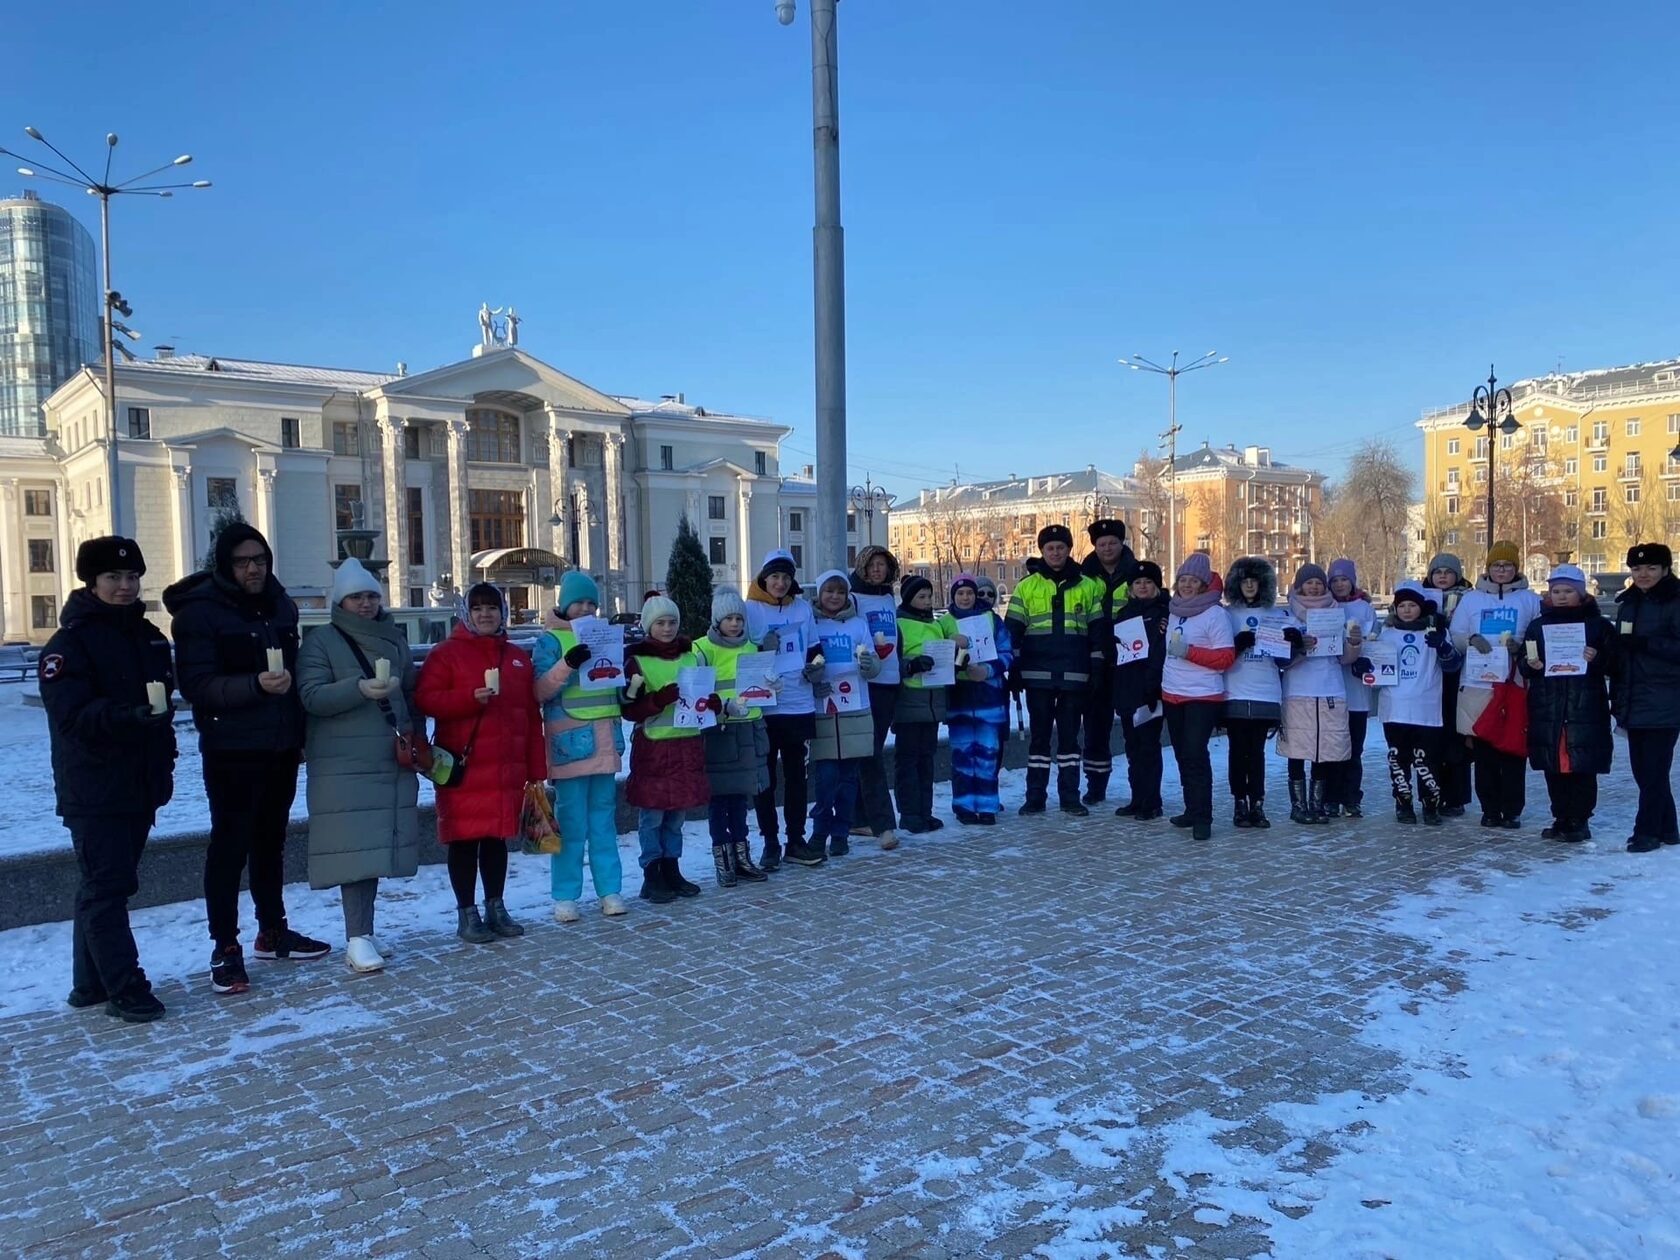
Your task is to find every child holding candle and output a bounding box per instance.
[893,575,960,835]
[695,588,773,885]
[806,570,884,861]
[947,574,1014,825]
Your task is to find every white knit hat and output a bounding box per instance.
[331,558,382,606]
[640,593,681,632]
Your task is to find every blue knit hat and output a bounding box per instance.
[557,570,599,617]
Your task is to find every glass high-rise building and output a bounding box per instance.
[0,191,99,437]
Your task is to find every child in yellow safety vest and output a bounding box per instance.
[695,589,773,887]
[894,574,963,834]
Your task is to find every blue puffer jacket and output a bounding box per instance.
[950,609,1013,726]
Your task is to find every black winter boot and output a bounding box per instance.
[1420,799,1441,827]
[1308,776,1330,824]
[1082,773,1110,806]
[1021,765,1050,813]
[456,906,496,944]
[639,859,676,904]
[1395,797,1417,824]
[482,898,524,938]
[712,844,737,888]
[663,856,702,898]
[758,838,782,872]
[732,841,769,881]
[1288,779,1312,824]
[1249,797,1271,829]
[1233,798,1252,829]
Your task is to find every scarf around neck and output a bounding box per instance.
[708,625,748,649]
[1169,589,1222,618]
[1288,588,1337,619]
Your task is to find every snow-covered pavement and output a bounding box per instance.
[3,748,1679,1256]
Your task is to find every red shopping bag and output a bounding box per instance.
[1471,680,1529,758]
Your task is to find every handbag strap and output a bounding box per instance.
[456,642,503,759]
[334,626,405,735]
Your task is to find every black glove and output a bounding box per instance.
[1139,689,1161,711]
[1350,657,1373,677]
[128,703,173,725]
[564,643,591,669]
[805,644,825,664]
[907,655,935,676]
[1232,630,1256,653]
[706,692,723,715]
[1424,628,1445,650]
[1282,627,1304,648]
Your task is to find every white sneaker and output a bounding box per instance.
[600,894,628,917]
[345,936,385,973]
[552,900,581,924]
[878,829,900,851]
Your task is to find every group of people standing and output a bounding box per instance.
[41,518,1680,1026]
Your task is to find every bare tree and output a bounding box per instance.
[1327,439,1415,595]
[1132,451,1173,563]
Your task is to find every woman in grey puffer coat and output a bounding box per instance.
[296,559,420,973]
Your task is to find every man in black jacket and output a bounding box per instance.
[164,523,328,995]
[1078,519,1137,804]
[41,537,177,1023]
[1613,542,1680,852]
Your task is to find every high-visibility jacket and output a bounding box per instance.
[1004,565,1103,691]
[694,638,761,722]
[636,649,703,740]
[546,628,625,721]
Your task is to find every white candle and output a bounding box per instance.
[873,631,887,646]
[1498,631,1513,645]
[265,648,284,674]
[485,667,501,694]
[145,681,168,714]
[1346,620,1359,635]
[374,657,391,683]
[1622,621,1635,635]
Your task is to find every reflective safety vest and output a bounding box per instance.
[695,639,761,722]
[636,649,703,740]
[1005,570,1103,690]
[899,613,956,690]
[548,628,624,722]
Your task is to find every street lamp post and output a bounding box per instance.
[1123,350,1228,579]
[777,0,848,573]
[2,127,210,535]
[848,477,894,549]
[1081,490,1110,528]
[1462,364,1518,559]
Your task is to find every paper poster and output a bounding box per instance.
[956,615,999,664]
[1303,608,1345,658]
[1113,616,1150,666]
[822,670,866,714]
[672,665,719,729]
[864,608,898,659]
[569,616,626,693]
[1542,624,1588,677]
[1391,630,1426,684]
[763,621,806,676]
[732,653,778,708]
[1464,645,1511,686]
[1132,702,1163,727]
[1361,637,1399,687]
[920,638,958,687]
[1254,624,1292,660]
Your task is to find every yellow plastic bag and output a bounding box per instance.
[519,782,561,855]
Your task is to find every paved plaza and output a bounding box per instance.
[0,772,1653,1258]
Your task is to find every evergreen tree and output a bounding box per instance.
[200,502,249,572]
[665,515,714,639]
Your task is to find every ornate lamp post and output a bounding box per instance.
[848,478,894,549]
[1123,349,1227,578]
[1462,365,1519,552]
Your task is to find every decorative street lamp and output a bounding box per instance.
[2,127,210,535]
[1081,490,1111,526]
[848,477,894,549]
[1462,365,1519,551]
[1123,349,1228,579]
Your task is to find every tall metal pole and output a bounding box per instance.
[99,192,120,534]
[810,0,848,573]
[1167,372,1178,579]
[1486,379,1497,546]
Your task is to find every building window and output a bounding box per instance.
[1445,468,1460,488]
[788,510,804,533]
[332,421,359,456]
[1593,453,1608,473]
[572,435,603,467]
[1625,454,1643,478]
[1446,438,1460,455]
[334,483,364,530]
[1667,482,1680,502]
[1500,432,1516,450]
[469,489,525,551]
[23,489,50,516]
[404,426,423,460]
[27,539,53,573]
[465,410,521,463]
[408,587,425,609]
[1592,420,1609,444]
[126,407,150,439]
[207,477,238,510]
[754,450,767,476]
[1445,496,1459,516]
[1591,519,1608,539]
[708,536,726,564]
[1446,530,1459,546]
[1564,426,1578,443]
[1565,488,1579,508]
[1474,466,1486,484]
[1591,488,1607,513]
[1627,484,1642,504]
[30,595,56,630]
[846,511,857,532]
[1669,414,1680,434]
[789,544,803,569]
[1627,418,1642,437]
[1564,457,1578,476]
[281,416,300,449]
[1474,527,1486,545]
[407,487,425,565]
[847,544,858,566]
[659,445,674,471]
[1473,437,1488,459]
[707,494,726,521]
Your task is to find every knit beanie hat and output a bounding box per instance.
[1487,540,1521,568]
[975,576,998,599]
[75,535,146,584]
[1327,558,1358,587]
[1545,564,1588,597]
[1392,582,1433,614]
[331,557,382,605]
[898,574,933,610]
[949,573,978,603]
[1037,524,1074,550]
[640,593,680,632]
[1427,553,1464,584]
[1134,560,1164,588]
[1176,552,1213,585]
[711,587,748,626]
[557,570,600,616]
[1628,542,1674,570]
[1292,562,1328,591]
[756,549,798,584]
[1086,519,1126,544]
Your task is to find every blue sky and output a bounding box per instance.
[7,1,1677,500]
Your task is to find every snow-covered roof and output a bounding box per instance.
[614,396,778,427]
[130,354,397,390]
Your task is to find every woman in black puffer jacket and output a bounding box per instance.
[1110,561,1170,820]
[1517,566,1615,842]
[1612,543,1680,852]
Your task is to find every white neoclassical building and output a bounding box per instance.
[2,341,861,642]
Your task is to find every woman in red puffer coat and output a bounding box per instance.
[416,583,545,944]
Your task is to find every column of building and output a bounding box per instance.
[546,408,571,565]
[736,479,754,591]
[255,468,277,551]
[170,466,193,581]
[444,417,472,597]
[378,412,408,597]
[603,432,625,611]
